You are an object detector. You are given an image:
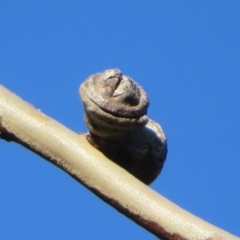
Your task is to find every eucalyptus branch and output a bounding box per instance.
[0,84,238,240]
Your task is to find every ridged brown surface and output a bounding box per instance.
[80,69,167,184]
[80,69,149,140]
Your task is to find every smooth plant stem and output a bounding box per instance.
[0,84,238,240]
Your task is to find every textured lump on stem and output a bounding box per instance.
[79,69,167,185]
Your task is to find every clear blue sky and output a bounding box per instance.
[1,1,240,239]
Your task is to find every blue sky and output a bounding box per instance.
[1,1,240,239]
